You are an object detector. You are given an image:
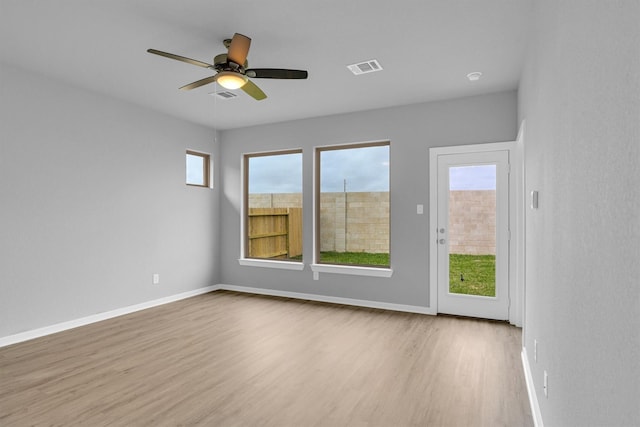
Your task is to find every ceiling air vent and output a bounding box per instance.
[347,59,383,75]
[209,90,238,100]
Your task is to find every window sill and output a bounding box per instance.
[310,263,393,278]
[186,184,213,189]
[238,258,305,271]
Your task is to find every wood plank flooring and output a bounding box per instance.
[0,291,533,426]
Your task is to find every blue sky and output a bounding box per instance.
[186,153,205,185]
[449,165,496,190]
[320,145,389,192]
[247,148,495,193]
[248,146,390,193]
[248,152,303,193]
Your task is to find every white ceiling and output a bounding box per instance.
[0,0,532,130]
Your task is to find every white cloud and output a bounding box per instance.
[320,145,389,192]
[247,146,390,194]
[248,152,302,193]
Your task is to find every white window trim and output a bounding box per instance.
[238,258,305,270]
[238,148,305,270]
[310,263,393,277]
[312,140,392,278]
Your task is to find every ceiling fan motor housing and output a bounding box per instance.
[214,54,248,73]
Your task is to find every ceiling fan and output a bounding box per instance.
[147,33,308,101]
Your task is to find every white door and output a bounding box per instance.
[435,149,510,320]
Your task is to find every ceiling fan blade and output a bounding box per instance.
[147,49,213,69]
[241,79,267,101]
[245,69,308,79]
[179,75,218,91]
[227,33,251,66]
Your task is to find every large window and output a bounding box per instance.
[315,141,390,268]
[243,150,303,263]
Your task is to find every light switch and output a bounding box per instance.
[417,204,424,215]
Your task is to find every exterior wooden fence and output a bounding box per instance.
[247,208,302,259]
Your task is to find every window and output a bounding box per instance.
[186,150,211,187]
[315,141,390,270]
[242,149,303,265]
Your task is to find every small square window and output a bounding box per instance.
[186,150,211,187]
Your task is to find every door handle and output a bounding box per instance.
[439,239,446,244]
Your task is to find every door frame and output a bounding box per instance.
[429,141,523,325]
[436,149,510,320]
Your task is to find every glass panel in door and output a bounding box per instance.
[448,165,496,297]
[435,149,509,320]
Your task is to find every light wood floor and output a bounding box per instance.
[0,291,533,426]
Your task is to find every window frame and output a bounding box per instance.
[311,140,393,277]
[186,150,212,188]
[238,148,305,270]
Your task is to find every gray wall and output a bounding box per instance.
[220,91,517,307]
[0,63,220,338]
[518,1,640,425]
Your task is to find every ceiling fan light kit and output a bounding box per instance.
[147,33,308,101]
[216,71,248,90]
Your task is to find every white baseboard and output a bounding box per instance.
[216,284,436,315]
[521,347,544,427]
[1,284,435,348]
[0,285,221,348]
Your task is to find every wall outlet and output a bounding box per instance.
[417,204,424,215]
[152,274,160,285]
[543,370,548,398]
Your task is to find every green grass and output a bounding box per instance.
[449,254,495,297]
[318,251,390,267]
[295,252,494,297]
